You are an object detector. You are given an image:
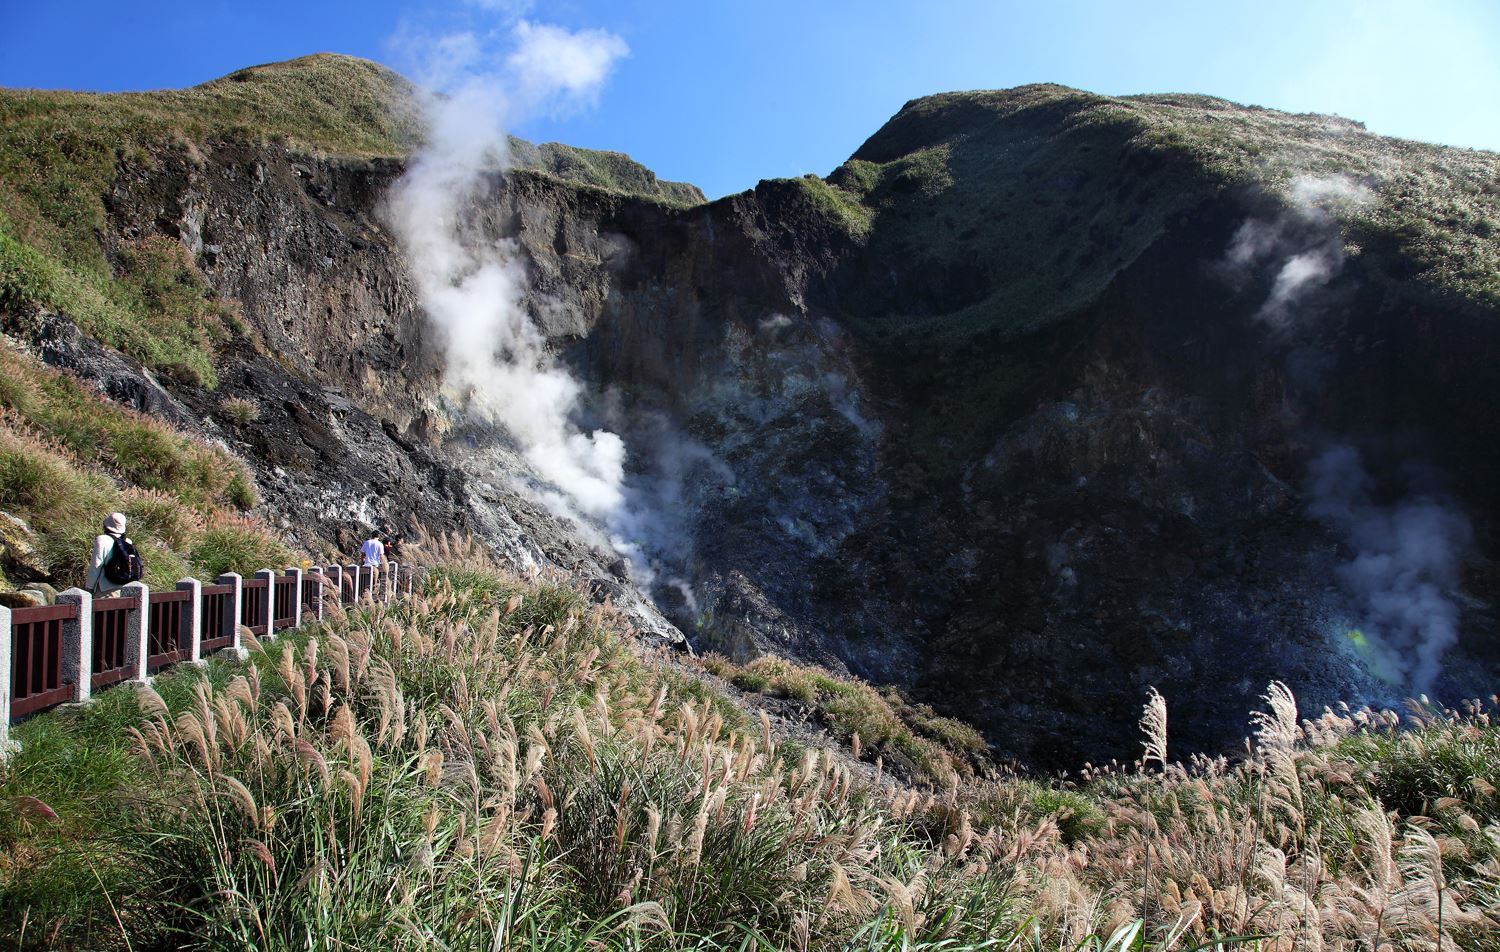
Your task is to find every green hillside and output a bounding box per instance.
[816,85,1500,342]
[0,54,701,388]
[0,342,289,597]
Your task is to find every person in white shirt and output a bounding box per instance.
[85,512,130,598]
[359,532,387,602]
[360,533,385,567]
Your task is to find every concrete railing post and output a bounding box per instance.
[122,581,149,683]
[347,564,360,603]
[0,606,13,757]
[57,588,93,704]
[216,573,243,658]
[285,566,303,630]
[178,578,203,664]
[387,562,399,602]
[254,569,276,639]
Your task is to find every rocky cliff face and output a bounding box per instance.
[8,67,1500,768]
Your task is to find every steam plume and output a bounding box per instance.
[1307,445,1472,693]
[1222,174,1373,326]
[388,20,631,526]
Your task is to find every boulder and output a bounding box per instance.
[0,588,48,609]
[0,511,49,583]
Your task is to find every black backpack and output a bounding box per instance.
[104,535,144,584]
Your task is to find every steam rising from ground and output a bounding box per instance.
[389,20,631,525]
[1221,175,1473,693]
[389,16,730,606]
[1223,174,1373,325]
[1308,445,1472,693]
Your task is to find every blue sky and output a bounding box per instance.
[2,0,1497,199]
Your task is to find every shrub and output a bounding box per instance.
[119,487,203,551]
[219,395,260,426]
[742,655,819,703]
[731,669,771,693]
[189,511,292,577]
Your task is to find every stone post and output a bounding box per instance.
[177,578,203,664]
[387,562,399,603]
[254,569,276,639]
[347,563,361,603]
[284,566,303,630]
[57,588,93,704]
[216,572,243,658]
[0,605,13,757]
[122,581,149,683]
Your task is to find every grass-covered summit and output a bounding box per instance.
[793,83,1500,342]
[0,54,702,388]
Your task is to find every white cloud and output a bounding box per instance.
[506,20,629,114]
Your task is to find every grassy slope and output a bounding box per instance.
[818,84,1500,343]
[0,53,702,388]
[0,342,290,592]
[2,552,1497,950]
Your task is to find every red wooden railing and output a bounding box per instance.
[301,573,324,616]
[361,566,387,603]
[200,583,236,654]
[9,603,75,717]
[272,576,298,629]
[240,577,269,636]
[147,589,192,673]
[7,566,420,730]
[91,596,140,690]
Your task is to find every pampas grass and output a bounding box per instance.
[3,560,1499,950]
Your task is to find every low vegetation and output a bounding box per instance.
[699,652,986,786]
[2,537,1496,950]
[509,138,705,207]
[0,342,286,591]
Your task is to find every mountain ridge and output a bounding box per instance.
[3,53,1499,768]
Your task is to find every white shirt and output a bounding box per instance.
[86,532,127,595]
[360,538,385,567]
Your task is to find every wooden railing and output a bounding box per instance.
[273,575,298,630]
[8,604,73,718]
[240,576,269,636]
[147,588,193,673]
[199,583,236,655]
[91,595,141,691]
[2,562,418,753]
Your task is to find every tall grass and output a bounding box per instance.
[0,344,282,592]
[3,552,1497,950]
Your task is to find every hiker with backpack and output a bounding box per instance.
[86,511,144,597]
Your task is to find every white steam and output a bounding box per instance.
[1308,445,1472,693]
[389,20,631,526]
[1222,174,1373,326]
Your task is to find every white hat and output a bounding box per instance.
[104,512,127,534]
